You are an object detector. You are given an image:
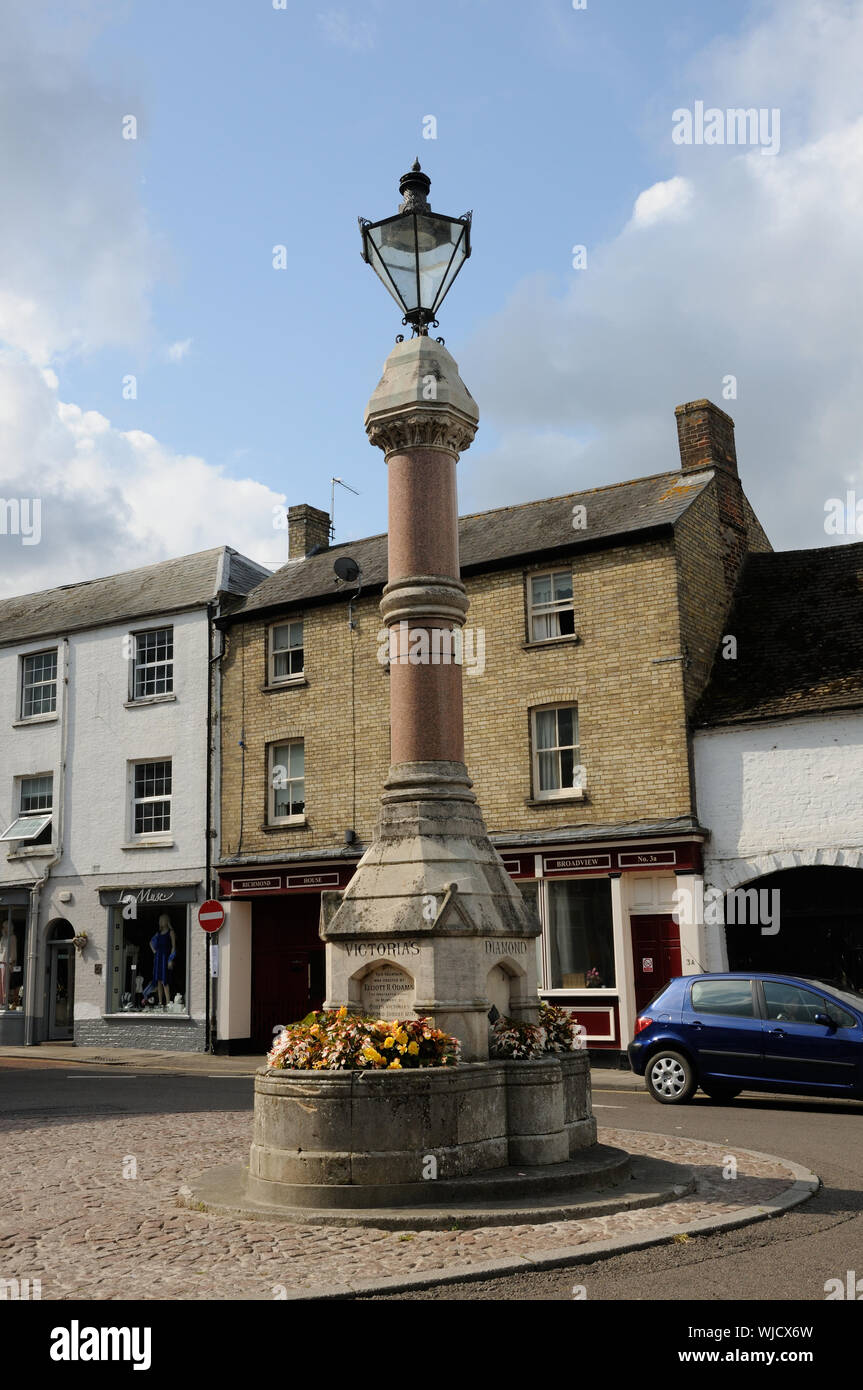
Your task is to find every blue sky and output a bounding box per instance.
[2,0,862,592]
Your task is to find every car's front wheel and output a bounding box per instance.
[646,1049,696,1104]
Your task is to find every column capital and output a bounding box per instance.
[364,336,479,460]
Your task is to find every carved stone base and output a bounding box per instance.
[322,761,541,1061]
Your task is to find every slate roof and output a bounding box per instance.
[0,547,271,647]
[231,468,715,621]
[695,543,863,726]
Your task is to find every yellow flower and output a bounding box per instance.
[388,1058,401,1069]
[397,1044,406,1054]
[363,1046,382,1063]
[407,1041,419,1055]
[383,1036,395,1049]
[394,1029,408,1046]
[309,1024,320,1035]
[337,1005,347,1019]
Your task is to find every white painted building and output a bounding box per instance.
[0,548,269,1049]
[693,543,863,989]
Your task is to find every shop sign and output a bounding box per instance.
[284,872,341,890]
[226,876,282,894]
[544,854,612,874]
[0,889,30,907]
[98,885,200,907]
[618,851,677,868]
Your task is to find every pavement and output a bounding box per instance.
[0,1042,646,1086]
[0,1046,819,1300]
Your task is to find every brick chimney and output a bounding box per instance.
[675,399,738,478]
[675,399,747,588]
[288,504,330,560]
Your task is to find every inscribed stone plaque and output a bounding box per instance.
[361,964,415,1020]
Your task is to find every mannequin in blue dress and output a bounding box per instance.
[149,914,176,1007]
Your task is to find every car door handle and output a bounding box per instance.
[691,1021,704,1031]
[767,1028,785,1037]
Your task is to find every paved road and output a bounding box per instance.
[0,1057,254,1123]
[395,1082,863,1300]
[3,1061,859,1303]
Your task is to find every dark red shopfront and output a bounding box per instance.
[220,838,702,1056]
[219,865,356,1053]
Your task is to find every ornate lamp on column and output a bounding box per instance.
[184,166,600,1217]
[322,163,542,1061]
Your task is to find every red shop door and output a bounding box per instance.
[631,915,682,1014]
[250,897,325,1052]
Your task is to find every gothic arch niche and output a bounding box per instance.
[724,866,863,992]
[486,955,530,1020]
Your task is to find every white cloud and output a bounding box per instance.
[0,354,284,596]
[0,3,163,364]
[631,177,694,228]
[0,7,282,598]
[461,0,863,551]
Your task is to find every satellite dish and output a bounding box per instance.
[333,555,361,584]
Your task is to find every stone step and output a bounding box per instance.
[180,1152,695,1229]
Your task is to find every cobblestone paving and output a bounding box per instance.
[0,1111,795,1300]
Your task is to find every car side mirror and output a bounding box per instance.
[813,1012,835,1029]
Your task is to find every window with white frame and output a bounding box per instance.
[20,650,58,719]
[268,740,305,822]
[132,628,174,699]
[132,760,172,836]
[531,705,583,799]
[528,571,575,641]
[0,773,53,846]
[269,620,304,683]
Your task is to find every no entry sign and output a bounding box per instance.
[198,899,225,933]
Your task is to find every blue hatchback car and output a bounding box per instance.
[627,973,863,1104]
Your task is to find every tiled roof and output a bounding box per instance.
[232,468,714,620]
[0,547,271,646]
[695,543,863,725]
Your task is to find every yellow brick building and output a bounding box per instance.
[214,401,771,1059]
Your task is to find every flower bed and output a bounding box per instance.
[266,1006,461,1071]
[489,1001,587,1060]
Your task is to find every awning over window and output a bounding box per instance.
[0,814,52,842]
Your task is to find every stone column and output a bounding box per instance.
[322,336,541,1060]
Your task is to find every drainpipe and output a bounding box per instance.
[24,635,68,1045]
[206,600,223,1052]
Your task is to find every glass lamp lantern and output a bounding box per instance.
[359,160,471,334]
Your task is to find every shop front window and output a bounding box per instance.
[109,904,188,1014]
[546,878,615,989]
[0,909,26,1011]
